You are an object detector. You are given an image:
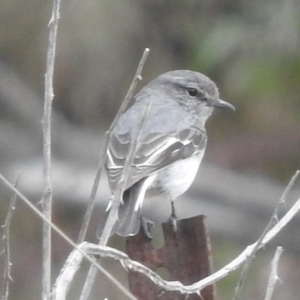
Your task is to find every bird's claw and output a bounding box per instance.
[170,200,178,232]
[141,217,154,239]
[169,214,178,232]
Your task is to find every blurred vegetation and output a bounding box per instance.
[1,1,300,299]
[1,0,300,181]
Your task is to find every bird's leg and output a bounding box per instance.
[169,198,177,231]
[140,217,154,239]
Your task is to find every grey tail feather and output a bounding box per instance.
[115,186,142,236]
[97,182,144,238]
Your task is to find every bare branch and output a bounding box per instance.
[233,170,299,300]
[54,196,300,296]
[187,196,300,295]
[264,247,283,300]
[78,49,150,300]
[1,171,299,297]
[0,174,134,300]
[99,100,152,245]
[42,0,62,299]
[1,175,19,300]
[80,99,152,300]
[77,48,150,244]
[52,242,137,300]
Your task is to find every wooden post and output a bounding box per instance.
[126,215,215,300]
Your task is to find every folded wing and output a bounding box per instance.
[106,126,207,192]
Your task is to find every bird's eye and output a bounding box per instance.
[186,87,198,97]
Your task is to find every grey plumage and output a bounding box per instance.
[102,70,234,237]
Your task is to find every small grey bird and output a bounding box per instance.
[104,70,234,237]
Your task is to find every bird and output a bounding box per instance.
[102,70,235,237]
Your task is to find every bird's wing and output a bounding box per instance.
[106,126,207,192]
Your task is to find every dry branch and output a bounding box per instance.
[1,175,18,300]
[264,247,283,300]
[77,47,149,244]
[53,194,300,297]
[0,174,135,300]
[1,168,299,298]
[42,0,62,299]
[233,170,299,300]
[79,48,150,300]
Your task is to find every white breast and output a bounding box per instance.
[150,150,205,200]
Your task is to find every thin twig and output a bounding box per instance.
[187,196,300,295]
[100,100,152,245]
[77,131,108,243]
[95,196,300,294]
[77,48,150,244]
[78,48,149,300]
[1,173,299,296]
[43,0,62,299]
[0,174,136,300]
[80,99,152,300]
[233,170,299,300]
[52,242,137,300]
[264,247,283,300]
[56,190,300,298]
[1,175,19,300]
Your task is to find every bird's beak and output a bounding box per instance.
[213,98,235,111]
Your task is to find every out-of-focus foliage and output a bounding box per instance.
[191,0,300,180]
[1,2,300,299]
[1,0,300,180]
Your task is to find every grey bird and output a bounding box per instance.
[103,70,234,237]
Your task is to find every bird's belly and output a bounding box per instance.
[148,151,204,199]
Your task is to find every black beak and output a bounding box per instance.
[213,98,235,111]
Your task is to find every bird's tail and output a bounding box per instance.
[97,183,143,238]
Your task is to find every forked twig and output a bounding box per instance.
[233,170,299,300]
[1,175,19,300]
[54,192,300,297]
[1,171,299,298]
[0,174,136,300]
[51,186,300,297]
[264,247,283,300]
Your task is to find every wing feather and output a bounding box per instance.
[106,126,207,192]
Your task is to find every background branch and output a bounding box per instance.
[264,247,283,300]
[51,193,300,297]
[0,174,135,300]
[42,0,62,299]
[233,170,299,300]
[77,48,150,244]
[1,175,18,300]
[79,49,150,300]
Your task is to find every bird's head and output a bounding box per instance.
[154,70,235,123]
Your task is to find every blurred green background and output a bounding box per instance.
[1,0,300,299]
[1,0,300,180]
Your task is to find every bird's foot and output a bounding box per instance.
[141,217,154,239]
[169,214,178,232]
[169,200,177,231]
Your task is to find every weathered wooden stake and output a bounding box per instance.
[126,215,215,300]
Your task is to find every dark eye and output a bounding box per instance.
[186,87,198,97]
